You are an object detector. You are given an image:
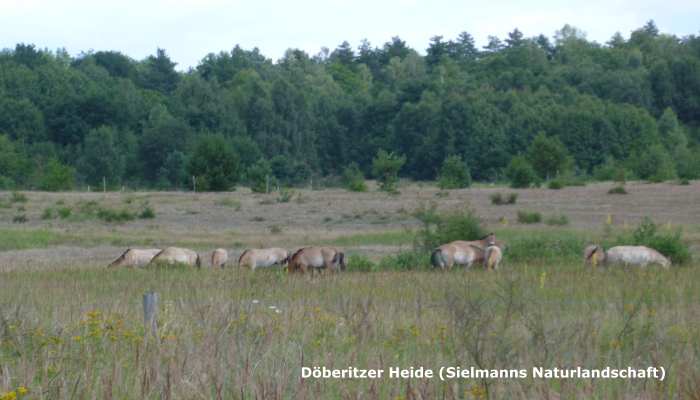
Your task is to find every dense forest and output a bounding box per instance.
[1,21,699,191]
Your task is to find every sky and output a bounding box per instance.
[1,0,699,70]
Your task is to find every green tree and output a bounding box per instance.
[37,159,75,191]
[526,132,572,180]
[630,144,676,182]
[505,156,538,188]
[437,155,471,189]
[247,158,273,193]
[342,162,367,192]
[371,150,406,192]
[187,134,240,191]
[78,126,124,187]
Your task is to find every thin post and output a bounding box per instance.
[266,175,270,194]
[103,176,106,193]
[192,176,196,193]
[143,292,159,340]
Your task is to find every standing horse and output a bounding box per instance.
[483,244,503,270]
[238,248,289,269]
[431,233,503,270]
[287,247,346,274]
[108,248,161,268]
[211,248,228,268]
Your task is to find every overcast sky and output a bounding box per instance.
[1,0,699,70]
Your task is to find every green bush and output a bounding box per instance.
[517,210,542,224]
[437,155,471,189]
[490,192,518,205]
[139,206,156,219]
[547,179,564,190]
[505,156,538,188]
[342,163,367,192]
[378,250,429,270]
[613,217,690,265]
[276,189,293,203]
[372,150,406,193]
[37,159,76,191]
[96,207,135,223]
[608,185,628,195]
[347,254,375,272]
[10,191,27,203]
[57,207,72,219]
[505,231,586,262]
[545,214,569,226]
[187,134,240,191]
[41,208,54,220]
[413,204,485,251]
[12,214,27,224]
[247,159,273,193]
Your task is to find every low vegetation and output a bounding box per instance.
[608,185,628,195]
[489,192,518,205]
[517,210,542,224]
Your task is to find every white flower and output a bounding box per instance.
[252,300,259,304]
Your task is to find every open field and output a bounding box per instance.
[0,182,699,398]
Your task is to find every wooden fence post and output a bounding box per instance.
[143,291,159,340]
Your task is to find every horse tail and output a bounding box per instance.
[431,249,444,269]
[333,251,346,271]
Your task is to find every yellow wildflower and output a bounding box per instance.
[16,387,27,395]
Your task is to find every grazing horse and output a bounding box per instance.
[108,248,161,268]
[149,247,201,268]
[483,244,503,271]
[211,248,228,268]
[431,233,503,270]
[584,244,670,268]
[287,247,346,274]
[238,248,289,269]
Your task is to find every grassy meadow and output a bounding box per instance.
[0,183,699,399]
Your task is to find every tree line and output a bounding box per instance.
[1,20,699,191]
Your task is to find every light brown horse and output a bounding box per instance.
[483,244,502,270]
[287,247,346,274]
[584,244,670,268]
[108,248,161,268]
[238,248,289,269]
[149,247,201,268]
[211,248,228,268]
[431,233,503,270]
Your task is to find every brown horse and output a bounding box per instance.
[108,248,161,268]
[238,248,289,269]
[287,247,346,274]
[431,233,503,270]
[149,247,201,268]
[483,244,502,270]
[584,244,670,268]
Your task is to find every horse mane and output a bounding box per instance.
[290,247,307,262]
[585,245,601,260]
[108,248,132,267]
[238,249,252,265]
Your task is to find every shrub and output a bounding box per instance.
[679,179,690,186]
[437,155,471,189]
[41,208,54,220]
[12,214,27,224]
[608,185,628,195]
[247,159,273,193]
[613,217,691,265]
[413,204,485,251]
[378,250,429,270]
[545,214,569,226]
[10,191,27,203]
[372,150,406,193]
[139,206,156,219]
[342,162,367,192]
[490,192,517,205]
[187,134,240,191]
[505,231,586,262]
[517,210,542,224]
[269,225,282,234]
[96,208,135,223]
[347,254,375,272]
[505,156,538,188]
[37,159,76,191]
[547,180,564,190]
[57,207,72,219]
[276,189,293,203]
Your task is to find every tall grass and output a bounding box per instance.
[0,264,697,398]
